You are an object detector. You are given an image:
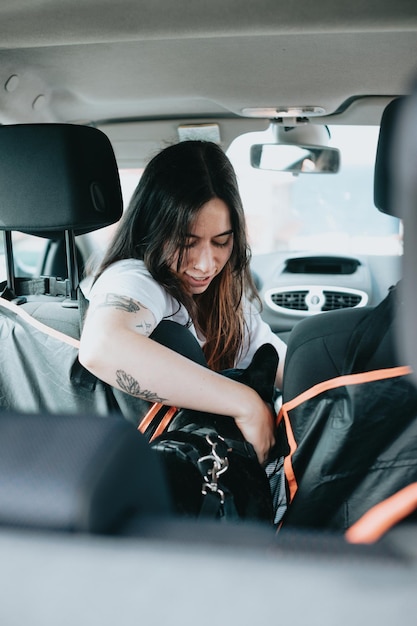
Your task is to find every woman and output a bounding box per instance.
[79,140,286,464]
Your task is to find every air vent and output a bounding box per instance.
[322,290,363,311]
[265,285,368,316]
[285,256,360,275]
[269,290,309,311]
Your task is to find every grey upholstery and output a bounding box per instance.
[0,412,171,533]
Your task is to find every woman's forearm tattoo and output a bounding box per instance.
[116,369,167,403]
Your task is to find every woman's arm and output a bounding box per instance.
[79,293,275,464]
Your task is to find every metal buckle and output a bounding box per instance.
[199,434,229,504]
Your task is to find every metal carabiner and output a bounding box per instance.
[204,434,229,476]
[198,433,230,503]
[202,481,225,504]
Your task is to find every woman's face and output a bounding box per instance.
[173,198,234,295]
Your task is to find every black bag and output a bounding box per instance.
[279,287,417,536]
[139,343,281,523]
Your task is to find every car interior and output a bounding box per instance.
[1,1,417,624]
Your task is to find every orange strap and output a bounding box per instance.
[138,403,178,441]
[277,365,412,503]
[138,402,165,434]
[346,482,417,544]
[149,406,178,441]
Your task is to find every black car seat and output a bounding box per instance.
[282,98,404,402]
[0,123,175,533]
[0,123,123,338]
[394,87,417,381]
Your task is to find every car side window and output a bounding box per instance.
[0,232,48,283]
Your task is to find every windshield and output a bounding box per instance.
[227,125,402,256]
[0,124,402,285]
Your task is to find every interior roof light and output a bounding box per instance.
[242,106,326,118]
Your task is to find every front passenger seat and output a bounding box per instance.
[282,98,404,402]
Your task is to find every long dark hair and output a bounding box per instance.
[96,140,259,370]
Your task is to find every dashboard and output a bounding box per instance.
[251,251,402,339]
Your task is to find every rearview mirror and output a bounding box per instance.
[250,143,341,174]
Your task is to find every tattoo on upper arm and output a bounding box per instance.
[96,293,142,313]
[136,321,153,336]
[116,370,167,403]
[93,293,154,335]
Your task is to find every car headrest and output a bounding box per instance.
[0,123,123,237]
[393,85,417,386]
[374,97,406,217]
[0,412,172,533]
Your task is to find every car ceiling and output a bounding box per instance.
[1,0,417,166]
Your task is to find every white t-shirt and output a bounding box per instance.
[88,259,285,370]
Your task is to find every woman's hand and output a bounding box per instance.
[233,389,275,466]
